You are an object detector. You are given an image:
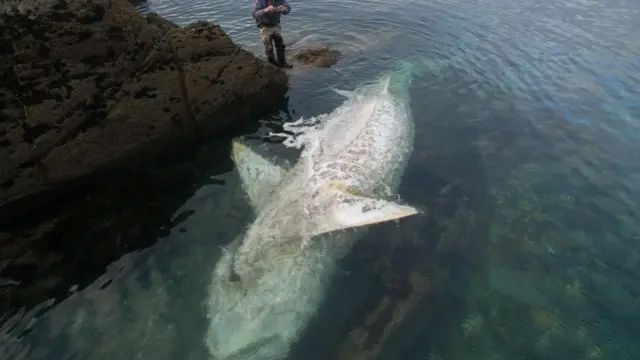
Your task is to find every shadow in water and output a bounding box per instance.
[0,95,293,333]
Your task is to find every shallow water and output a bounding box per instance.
[2,0,640,358]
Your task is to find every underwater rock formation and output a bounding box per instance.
[0,0,288,222]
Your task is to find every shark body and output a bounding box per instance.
[205,63,425,360]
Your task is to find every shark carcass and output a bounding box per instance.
[205,60,438,360]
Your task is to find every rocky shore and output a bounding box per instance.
[0,0,288,224]
[0,0,288,316]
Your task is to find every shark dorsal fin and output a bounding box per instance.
[231,138,289,211]
[296,183,421,238]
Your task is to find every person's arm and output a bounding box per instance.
[279,0,291,15]
[252,0,269,21]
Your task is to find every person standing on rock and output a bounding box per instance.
[252,0,294,69]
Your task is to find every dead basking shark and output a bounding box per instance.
[205,59,440,360]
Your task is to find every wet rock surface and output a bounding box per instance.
[290,45,341,68]
[0,0,288,224]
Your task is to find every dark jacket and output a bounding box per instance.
[252,0,291,27]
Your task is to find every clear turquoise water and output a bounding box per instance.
[2,0,640,359]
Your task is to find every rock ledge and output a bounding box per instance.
[0,0,289,222]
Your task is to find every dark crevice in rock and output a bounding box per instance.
[166,31,196,129]
[21,123,52,144]
[239,59,269,98]
[213,47,242,81]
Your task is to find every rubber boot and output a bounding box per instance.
[265,48,278,66]
[272,33,293,68]
[275,44,293,68]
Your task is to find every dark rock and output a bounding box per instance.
[290,45,341,68]
[0,0,289,224]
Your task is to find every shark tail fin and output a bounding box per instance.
[301,184,422,238]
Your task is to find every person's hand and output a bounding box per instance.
[265,5,275,12]
[278,5,285,12]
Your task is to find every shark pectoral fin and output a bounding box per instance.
[214,234,244,282]
[231,137,288,211]
[333,195,421,227]
[305,194,421,237]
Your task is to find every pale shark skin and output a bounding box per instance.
[205,63,427,360]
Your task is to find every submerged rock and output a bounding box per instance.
[0,0,288,223]
[291,45,341,68]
